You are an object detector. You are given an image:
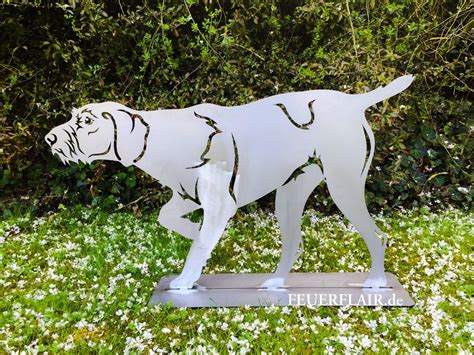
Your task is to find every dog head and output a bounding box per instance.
[45,102,149,167]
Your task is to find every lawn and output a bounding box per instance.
[0,206,472,352]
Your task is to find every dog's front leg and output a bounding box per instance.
[158,192,201,241]
[169,162,237,290]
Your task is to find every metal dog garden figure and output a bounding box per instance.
[46,75,413,290]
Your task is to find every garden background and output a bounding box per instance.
[1,0,472,214]
[0,0,472,352]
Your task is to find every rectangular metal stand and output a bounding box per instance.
[149,272,414,307]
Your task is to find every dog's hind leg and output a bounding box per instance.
[262,164,324,288]
[169,162,237,290]
[158,191,201,241]
[323,162,387,288]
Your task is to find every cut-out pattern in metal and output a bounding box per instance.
[275,99,316,130]
[101,112,121,161]
[178,179,201,206]
[282,151,322,186]
[65,126,85,156]
[228,134,239,202]
[118,109,150,164]
[45,75,414,291]
[88,143,111,159]
[186,112,222,169]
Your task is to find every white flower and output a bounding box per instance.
[424,267,435,276]
[142,330,153,340]
[360,335,371,348]
[457,186,469,194]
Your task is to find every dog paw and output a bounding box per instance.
[169,276,194,290]
[261,277,285,289]
[363,274,387,288]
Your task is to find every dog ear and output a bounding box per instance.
[101,109,149,167]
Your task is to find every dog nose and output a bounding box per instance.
[45,133,57,146]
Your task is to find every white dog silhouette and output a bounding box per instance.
[46,75,413,289]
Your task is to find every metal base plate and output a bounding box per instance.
[149,272,414,307]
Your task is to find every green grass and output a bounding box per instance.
[0,206,472,352]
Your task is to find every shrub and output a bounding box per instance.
[0,0,472,214]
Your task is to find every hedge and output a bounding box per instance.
[1,0,472,214]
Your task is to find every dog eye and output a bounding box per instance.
[84,117,93,125]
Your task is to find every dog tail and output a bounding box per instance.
[357,75,414,109]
